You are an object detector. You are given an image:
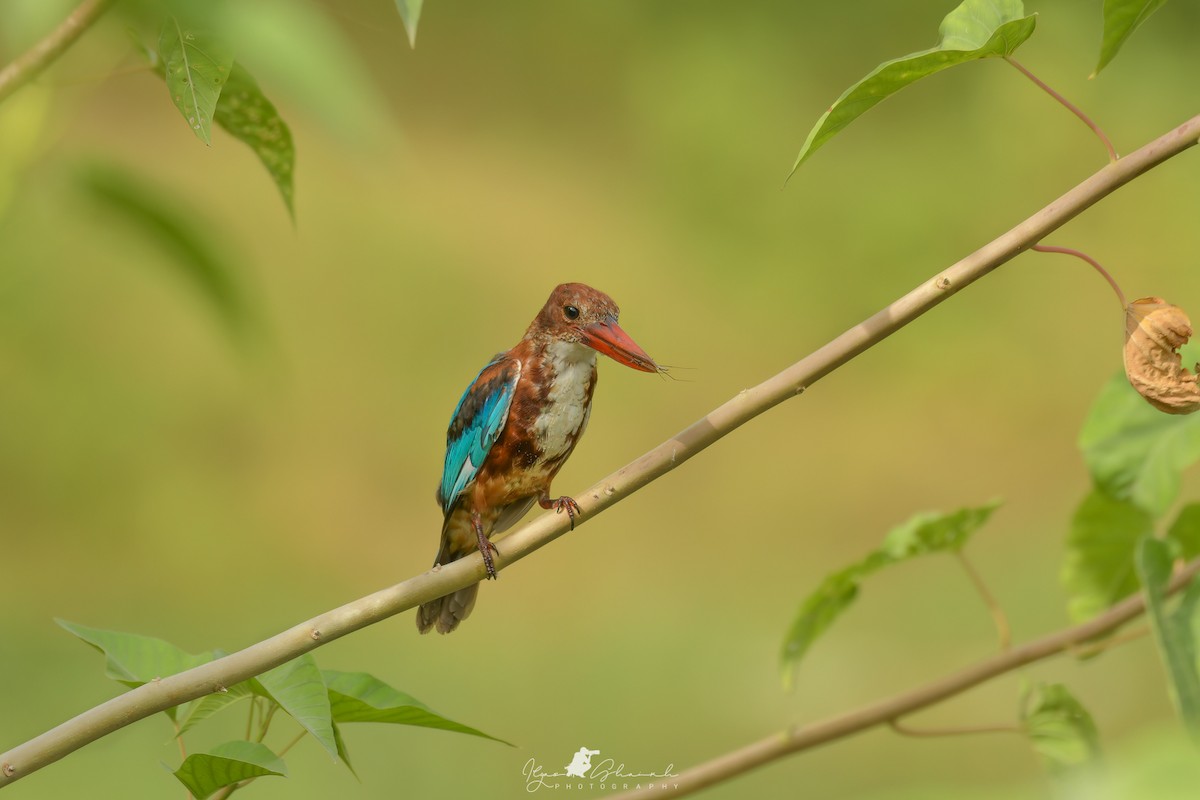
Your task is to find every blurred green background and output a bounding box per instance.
[3,0,1200,797]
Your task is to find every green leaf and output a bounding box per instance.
[1095,0,1169,76]
[158,17,234,145]
[1062,490,1154,623]
[177,682,255,737]
[254,655,339,760]
[57,620,212,687]
[136,39,295,220]
[790,0,1036,175]
[58,620,211,721]
[1136,536,1200,740]
[780,567,863,689]
[173,740,286,800]
[324,670,508,744]
[1021,683,1102,774]
[1167,504,1200,560]
[881,500,1000,558]
[394,0,424,48]
[75,162,249,337]
[781,501,1000,686]
[331,722,357,778]
[213,63,295,218]
[1079,373,1200,516]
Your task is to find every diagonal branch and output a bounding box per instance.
[608,558,1200,799]
[1,114,1199,789]
[0,0,116,105]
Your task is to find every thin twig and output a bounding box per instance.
[954,551,1011,650]
[1005,57,1118,162]
[171,721,190,800]
[1067,624,1151,659]
[0,0,116,105]
[608,558,1200,799]
[255,704,278,743]
[1,114,1198,791]
[888,718,1021,738]
[276,729,307,757]
[244,698,256,743]
[1031,244,1127,309]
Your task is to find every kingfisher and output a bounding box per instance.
[417,283,658,634]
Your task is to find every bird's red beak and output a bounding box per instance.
[582,317,658,372]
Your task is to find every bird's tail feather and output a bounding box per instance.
[417,517,480,635]
[416,581,479,634]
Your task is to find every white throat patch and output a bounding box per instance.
[534,339,597,459]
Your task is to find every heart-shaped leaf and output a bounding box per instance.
[1061,490,1153,623]
[1021,683,1102,774]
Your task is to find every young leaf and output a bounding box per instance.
[790,0,1036,175]
[781,502,1000,686]
[394,0,424,48]
[324,670,508,743]
[1061,490,1154,623]
[254,654,339,759]
[213,63,295,218]
[1021,683,1102,774]
[1095,0,1169,76]
[75,162,249,338]
[1135,536,1200,740]
[780,567,864,689]
[881,500,1000,558]
[173,740,287,800]
[177,682,255,737]
[158,17,234,145]
[1079,373,1200,516]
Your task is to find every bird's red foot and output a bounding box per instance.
[539,494,581,531]
[472,511,499,580]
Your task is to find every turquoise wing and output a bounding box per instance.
[437,355,520,514]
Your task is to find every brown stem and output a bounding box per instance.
[608,559,1200,799]
[1067,625,1151,659]
[888,718,1021,738]
[0,0,116,105]
[1031,244,1127,309]
[0,114,1198,791]
[172,721,190,800]
[955,551,1011,650]
[1006,57,1118,162]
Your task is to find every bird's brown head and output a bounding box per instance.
[528,282,658,372]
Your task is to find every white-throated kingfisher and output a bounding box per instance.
[417,283,658,634]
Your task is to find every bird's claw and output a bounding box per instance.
[540,495,581,531]
[472,511,499,580]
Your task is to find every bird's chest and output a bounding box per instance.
[530,344,596,462]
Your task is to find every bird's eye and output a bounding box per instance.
[563,305,580,320]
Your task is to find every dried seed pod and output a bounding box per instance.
[1124,297,1200,414]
